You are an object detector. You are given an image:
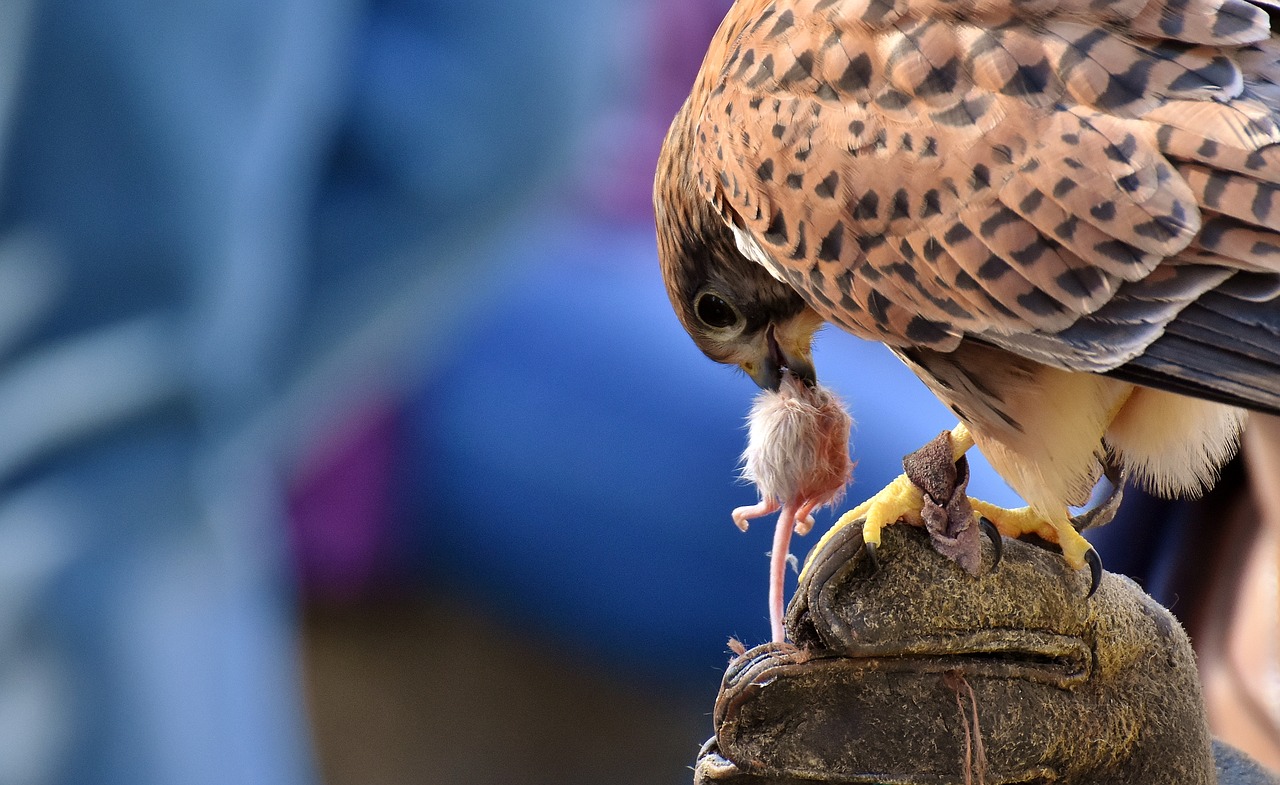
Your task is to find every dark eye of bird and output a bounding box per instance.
[695,292,740,329]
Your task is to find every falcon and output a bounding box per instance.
[655,0,1280,634]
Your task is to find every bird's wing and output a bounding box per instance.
[691,0,1280,413]
[1104,284,1280,412]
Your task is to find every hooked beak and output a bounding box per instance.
[748,325,817,391]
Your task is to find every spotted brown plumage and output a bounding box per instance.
[656,0,1280,638]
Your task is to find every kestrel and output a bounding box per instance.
[655,0,1280,637]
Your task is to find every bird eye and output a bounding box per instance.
[695,292,741,330]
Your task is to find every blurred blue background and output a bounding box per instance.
[0,1,1027,783]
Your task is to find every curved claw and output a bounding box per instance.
[978,516,1002,570]
[863,539,879,572]
[1084,547,1103,598]
[1071,461,1128,532]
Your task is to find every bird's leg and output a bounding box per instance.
[968,500,1102,595]
[800,421,1102,594]
[967,502,1086,562]
[801,424,974,578]
[1070,456,1127,532]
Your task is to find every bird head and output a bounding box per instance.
[654,100,822,391]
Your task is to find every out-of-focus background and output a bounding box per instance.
[0,1,1274,783]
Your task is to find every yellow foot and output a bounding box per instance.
[800,485,1101,595]
[801,423,974,579]
[800,473,924,580]
[968,501,1088,567]
[799,422,1101,595]
[969,500,1102,595]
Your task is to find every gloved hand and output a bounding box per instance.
[695,497,1279,784]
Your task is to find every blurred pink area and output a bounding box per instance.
[574,0,735,222]
[288,400,401,600]
[287,0,739,596]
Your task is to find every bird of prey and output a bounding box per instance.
[655,0,1280,636]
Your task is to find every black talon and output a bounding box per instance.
[1084,547,1103,598]
[979,517,1002,570]
[863,539,879,572]
[1071,460,1128,532]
